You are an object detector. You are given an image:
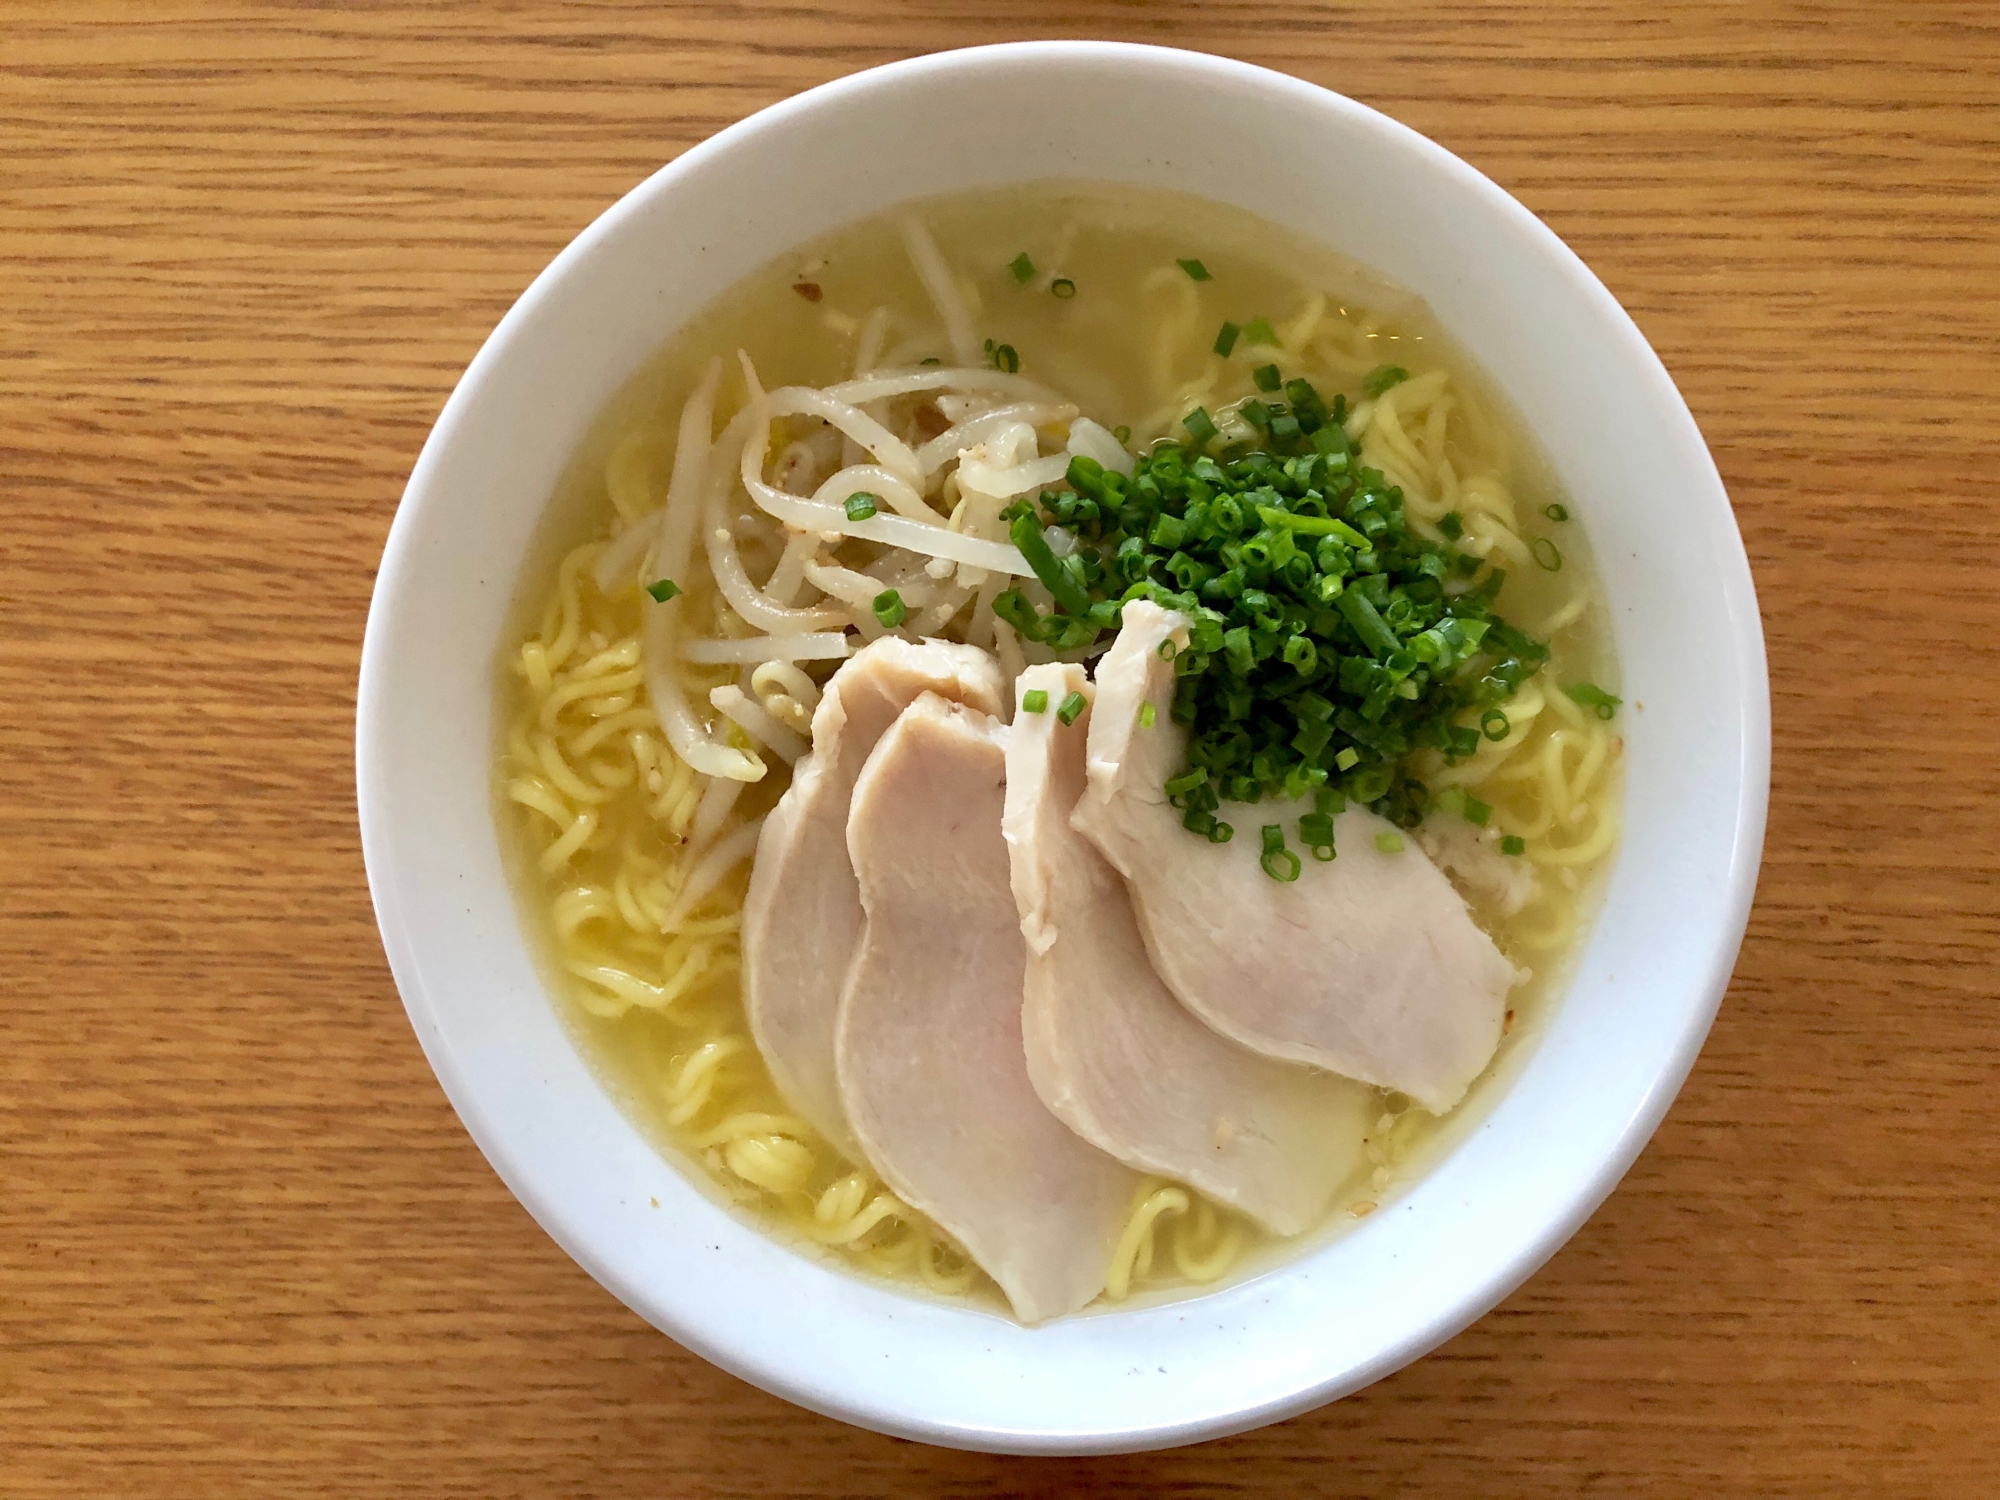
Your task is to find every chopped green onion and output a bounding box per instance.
[991,366,1550,855]
[1362,364,1409,397]
[920,356,942,366]
[1139,701,1156,729]
[871,589,906,628]
[1461,795,1492,827]
[1565,682,1622,719]
[1008,512,1092,616]
[1500,835,1527,856]
[644,578,681,604]
[1532,537,1563,571]
[1544,502,1569,522]
[1259,824,1302,882]
[1051,277,1077,299]
[1374,831,1405,854]
[1113,424,1131,445]
[1253,363,1282,392]
[1008,252,1036,284]
[1209,820,1234,844]
[1213,321,1240,358]
[1056,690,1087,726]
[1242,316,1278,348]
[1438,511,1464,541]
[844,491,880,521]
[1021,688,1049,714]
[1177,258,1211,281]
[1335,589,1401,658]
[983,340,1020,374]
[1158,638,1178,661]
[1255,505,1370,547]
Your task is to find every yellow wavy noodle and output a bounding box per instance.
[501,271,1619,1315]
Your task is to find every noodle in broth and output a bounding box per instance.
[499,184,1621,1312]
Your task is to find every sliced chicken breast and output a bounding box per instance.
[1071,602,1519,1114]
[742,639,1005,1162]
[1004,664,1372,1234]
[838,692,1137,1323]
[1417,815,1538,917]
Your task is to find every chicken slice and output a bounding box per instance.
[838,692,1137,1322]
[1416,814,1538,917]
[1071,602,1520,1115]
[742,638,1005,1162]
[1004,664,1372,1235]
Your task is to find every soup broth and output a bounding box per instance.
[497,182,1622,1316]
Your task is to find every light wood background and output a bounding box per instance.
[4,4,1996,1496]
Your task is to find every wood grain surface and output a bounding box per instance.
[4,3,1996,1495]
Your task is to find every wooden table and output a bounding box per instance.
[6,5,1995,1495]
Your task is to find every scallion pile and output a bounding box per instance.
[992,373,1563,868]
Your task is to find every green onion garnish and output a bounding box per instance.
[984,340,1020,374]
[1500,835,1527,856]
[1335,588,1400,658]
[645,578,681,604]
[872,589,906,628]
[1259,824,1302,882]
[1021,688,1049,714]
[1375,831,1405,854]
[1056,690,1087,726]
[979,369,1550,853]
[1242,317,1278,348]
[1209,820,1234,844]
[1565,682,1622,719]
[1213,321,1240,358]
[1139,701,1156,729]
[1544,503,1569,522]
[1255,505,1369,547]
[1362,364,1409,396]
[1438,511,1464,541]
[1051,277,1077,299]
[1461,794,1492,827]
[1009,252,1036,284]
[1177,258,1211,281]
[844,492,881,521]
[1113,424,1131,445]
[1008,512,1091,617]
[1532,537,1563,571]
[1253,363,1282,392]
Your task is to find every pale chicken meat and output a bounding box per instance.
[1003,664,1372,1234]
[741,638,1005,1161]
[837,692,1137,1323]
[1071,602,1520,1115]
[1416,814,1538,917]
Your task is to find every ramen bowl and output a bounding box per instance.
[356,41,1767,1453]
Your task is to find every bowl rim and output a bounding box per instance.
[357,39,1770,1453]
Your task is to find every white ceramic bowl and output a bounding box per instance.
[357,42,1768,1454]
